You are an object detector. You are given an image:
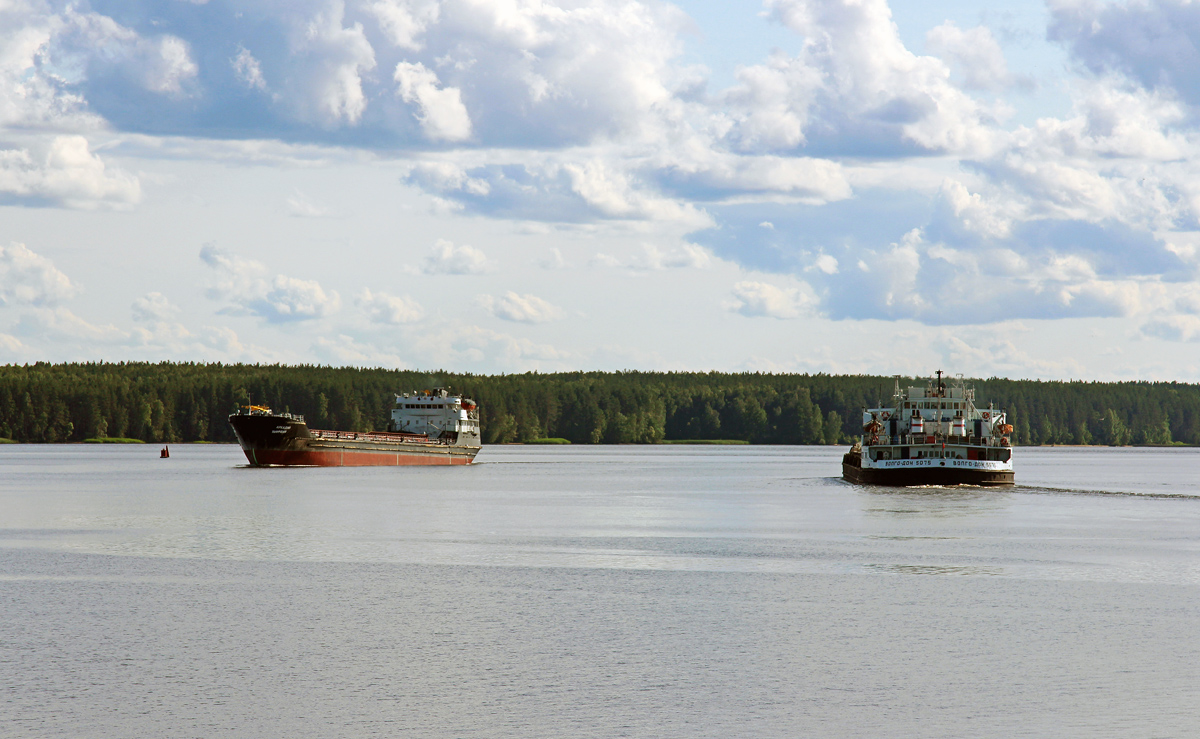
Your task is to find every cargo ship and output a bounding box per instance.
[842,371,1014,486]
[228,388,481,466]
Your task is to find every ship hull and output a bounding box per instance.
[229,413,479,467]
[842,451,1013,487]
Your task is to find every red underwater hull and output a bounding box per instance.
[242,447,475,467]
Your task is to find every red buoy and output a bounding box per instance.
[160,445,169,458]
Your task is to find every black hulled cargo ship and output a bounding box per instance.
[842,372,1015,486]
[228,388,481,466]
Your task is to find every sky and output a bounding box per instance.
[3,0,1200,381]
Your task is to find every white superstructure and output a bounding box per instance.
[389,387,481,444]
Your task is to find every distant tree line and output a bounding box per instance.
[0,362,1197,446]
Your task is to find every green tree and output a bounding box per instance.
[823,411,843,445]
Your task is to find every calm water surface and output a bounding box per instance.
[2,444,1199,737]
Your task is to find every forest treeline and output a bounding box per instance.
[0,362,1198,446]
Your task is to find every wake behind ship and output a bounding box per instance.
[842,372,1014,486]
[228,388,481,466]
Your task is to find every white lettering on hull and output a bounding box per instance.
[865,458,1011,471]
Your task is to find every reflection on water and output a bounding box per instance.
[863,563,1006,577]
[860,487,1009,519]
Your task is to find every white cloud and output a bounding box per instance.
[592,243,713,271]
[14,306,128,343]
[368,0,440,50]
[357,288,423,324]
[130,320,197,354]
[285,2,376,126]
[408,158,712,226]
[926,22,1016,92]
[258,275,341,322]
[144,35,198,95]
[285,190,334,217]
[406,161,491,195]
[656,153,853,203]
[814,254,838,274]
[1141,315,1200,342]
[421,239,492,274]
[539,247,566,270]
[232,46,267,91]
[633,243,712,270]
[0,242,77,307]
[199,244,340,322]
[963,79,1194,231]
[394,61,473,142]
[1177,292,1200,315]
[425,0,687,144]
[199,242,266,297]
[0,136,141,209]
[799,225,1172,325]
[200,325,246,356]
[409,321,572,369]
[726,281,812,319]
[589,252,622,269]
[935,179,1015,239]
[52,8,198,97]
[312,334,409,367]
[1048,0,1200,108]
[0,8,94,131]
[132,292,179,322]
[720,0,1001,156]
[0,333,22,355]
[479,291,564,323]
[562,159,707,224]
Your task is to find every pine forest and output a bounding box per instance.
[0,362,1196,446]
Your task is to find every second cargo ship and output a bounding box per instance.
[228,387,481,466]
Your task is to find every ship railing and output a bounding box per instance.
[308,428,447,444]
[879,433,1006,447]
[237,406,304,422]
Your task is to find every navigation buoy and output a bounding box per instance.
[160,445,170,459]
